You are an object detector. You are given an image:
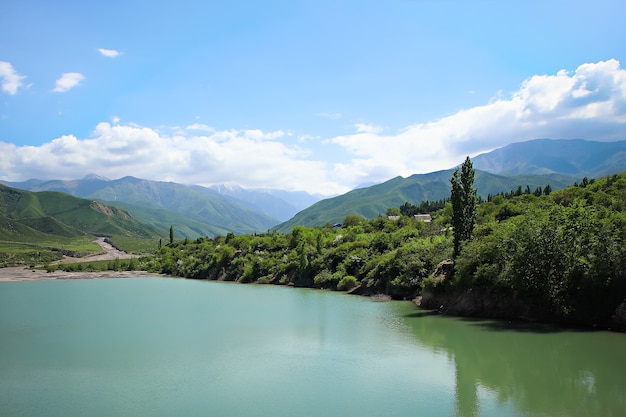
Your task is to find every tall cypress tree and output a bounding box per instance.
[450,156,477,257]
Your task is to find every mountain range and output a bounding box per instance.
[1,176,321,238]
[2,138,625,237]
[472,138,626,177]
[274,138,626,231]
[273,170,578,232]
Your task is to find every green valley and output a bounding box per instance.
[0,184,163,266]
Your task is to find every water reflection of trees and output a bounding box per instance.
[400,309,626,417]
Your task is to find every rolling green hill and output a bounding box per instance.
[2,176,281,237]
[87,177,279,236]
[0,184,162,238]
[105,201,235,238]
[274,170,577,232]
[0,184,163,265]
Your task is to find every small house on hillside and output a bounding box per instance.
[414,214,432,222]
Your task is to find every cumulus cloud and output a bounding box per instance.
[0,123,348,195]
[98,48,121,58]
[354,123,384,134]
[327,59,626,185]
[1,59,625,195]
[0,61,26,95]
[186,123,215,132]
[53,72,84,92]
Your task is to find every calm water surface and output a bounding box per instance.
[0,278,624,417]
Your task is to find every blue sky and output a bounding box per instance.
[1,0,625,195]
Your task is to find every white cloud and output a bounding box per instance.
[0,123,348,195]
[53,72,84,92]
[242,129,286,141]
[185,123,215,132]
[1,59,625,195]
[98,48,121,58]
[326,59,626,185]
[0,61,26,95]
[354,123,383,134]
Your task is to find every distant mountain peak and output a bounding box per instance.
[82,174,110,181]
[209,183,245,193]
[472,138,626,177]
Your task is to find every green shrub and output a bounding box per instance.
[314,269,338,289]
[337,275,358,291]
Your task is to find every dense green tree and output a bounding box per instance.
[450,156,477,257]
[169,225,174,245]
[386,207,401,216]
[343,214,366,227]
[543,184,552,195]
[448,175,626,327]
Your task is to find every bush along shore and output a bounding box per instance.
[145,169,626,331]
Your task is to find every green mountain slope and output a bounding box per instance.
[86,177,279,236]
[105,201,234,238]
[274,170,577,232]
[0,184,161,241]
[2,176,280,237]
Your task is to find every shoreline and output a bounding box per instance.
[0,266,161,282]
[0,237,155,282]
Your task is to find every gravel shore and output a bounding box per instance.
[0,267,157,282]
[0,237,160,282]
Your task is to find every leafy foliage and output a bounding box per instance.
[437,173,626,327]
[451,157,477,257]
[105,236,162,255]
[149,215,451,299]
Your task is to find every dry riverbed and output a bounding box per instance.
[0,237,157,282]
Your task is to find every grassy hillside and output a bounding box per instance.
[87,177,280,235]
[2,176,281,237]
[275,170,577,232]
[0,184,163,266]
[104,201,235,238]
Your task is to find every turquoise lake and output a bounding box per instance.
[1,277,625,416]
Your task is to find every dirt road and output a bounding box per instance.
[56,237,137,263]
[0,238,154,282]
